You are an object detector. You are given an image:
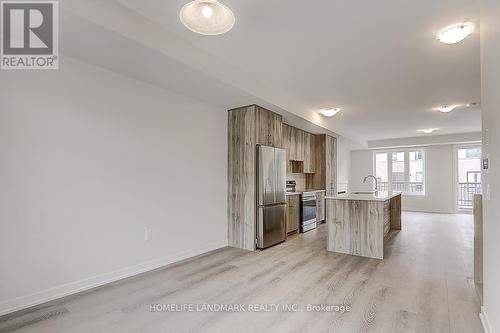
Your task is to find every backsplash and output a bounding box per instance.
[338,182,349,193]
[286,173,305,191]
[287,174,350,193]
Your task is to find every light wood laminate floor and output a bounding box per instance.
[0,212,483,333]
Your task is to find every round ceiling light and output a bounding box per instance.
[180,0,235,36]
[419,128,438,134]
[437,23,474,44]
[319,108,341,117]
[435,105,457,113]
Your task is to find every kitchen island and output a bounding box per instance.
[325,192,402,259]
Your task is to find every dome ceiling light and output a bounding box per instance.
[419,128,438,134]
[180,0,235,36]
[435,105,457,113]
[319,108,341,117]
[437,23,474,44]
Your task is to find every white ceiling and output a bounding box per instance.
[60,0,481,145]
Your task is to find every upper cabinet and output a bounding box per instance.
[255,105,283,148]
[282,124,315,174]
[283,124,297,161]
[294,128,305,162]
[303,132,315,173]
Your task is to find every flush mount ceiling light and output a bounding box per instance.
[319,108,341,117]
[419,128,438,134]
[180,0,235,35]
[435,105,457,113]
[437,23,474,44]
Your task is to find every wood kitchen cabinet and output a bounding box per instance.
[286,194,300,234]
[306,134,337,195]
[282,124,293,172]
[324,135,337,194]
[255,105,283,148]
[303,132,315,173]
[287,125,303,173]
[316,191,325,223]
[390,193,402,230]
[283,124,316,174]
[294,127,304,161]
[326,193,401,260]
[283,124,299,161]
[228,105,283,250]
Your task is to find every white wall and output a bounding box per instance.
[480,0,500,331]
[286,173,306,191]
[336,136,352,193]
[404,145,456,213]
[350,150,374,192]
[350,145,457,214]
[0,56,228,314]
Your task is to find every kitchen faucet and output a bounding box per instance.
[363,175,378,193]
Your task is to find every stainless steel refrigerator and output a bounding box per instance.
[256,145,287,249]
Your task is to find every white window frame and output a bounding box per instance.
[373,149,426,196]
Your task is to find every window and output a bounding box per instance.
[374,150,425,195]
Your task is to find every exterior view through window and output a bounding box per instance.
[457,146,482,208]
[375,150,425,195]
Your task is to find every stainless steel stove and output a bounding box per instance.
[300,191,317,233]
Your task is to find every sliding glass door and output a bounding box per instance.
[456,146,482,209]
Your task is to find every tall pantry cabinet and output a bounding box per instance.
[306,134,337,195]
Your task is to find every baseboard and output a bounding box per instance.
[0,240,228,316]
[403,209,459,214]
[480,306,492,333]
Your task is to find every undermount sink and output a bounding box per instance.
[352,191,377,195]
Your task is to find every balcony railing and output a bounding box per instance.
[458,182,482,208]
[378,182,424,193]
[378,182,388,191]
[377,182,481,207]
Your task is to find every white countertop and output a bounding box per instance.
[325,191,401,202]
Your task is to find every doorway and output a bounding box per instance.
[456,146,482,210]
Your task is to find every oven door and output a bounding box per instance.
[301,199,317,226]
